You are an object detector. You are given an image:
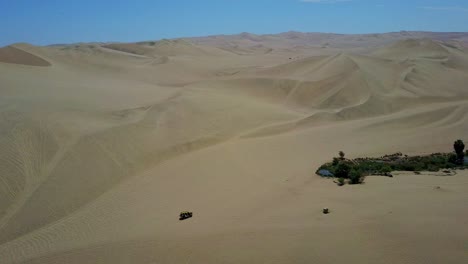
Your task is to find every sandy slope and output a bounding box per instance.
[0,33,468,264]
[0,45,51,66]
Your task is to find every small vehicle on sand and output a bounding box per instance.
[179,211,193,220]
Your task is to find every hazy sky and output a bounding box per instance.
[1,0,468,46]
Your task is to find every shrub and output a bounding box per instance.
[427,164,440,172]
[332,157,339,166]
[380,166,392,174]
[444,162,456,169]
[448,153,458,164]
[400,162,417,171]
[337,178,345,186]
[335,162,351,178]
[349,169,363,184]
[427,155,447,167]
[356,160,384,173]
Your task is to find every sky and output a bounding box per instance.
[1,0,468,46]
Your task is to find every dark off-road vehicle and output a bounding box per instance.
[179,211,193,220]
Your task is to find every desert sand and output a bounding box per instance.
[0,32,467,264]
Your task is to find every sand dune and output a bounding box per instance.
[0,45,51,66]
[0,33,468,264]
[190,31,468,53]
[103,39,229,57]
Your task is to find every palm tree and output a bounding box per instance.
[339,151,345,160]
[453,140,465,164]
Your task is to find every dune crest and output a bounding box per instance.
[0,46,51,66]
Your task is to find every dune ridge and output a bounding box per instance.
[0,46,51,66]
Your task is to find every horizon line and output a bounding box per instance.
[4,30,468,47]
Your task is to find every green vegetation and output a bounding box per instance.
[448,153,457,165]
[317,140,467,186]
[454,139,465,165]
[339,151,345,160]
[349,169,363,184]
[337,178,345,186]
[380,165,392,174]
[335,162,351,178]
[332,157,339,166]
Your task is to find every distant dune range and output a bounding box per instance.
[0,32,467,264]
